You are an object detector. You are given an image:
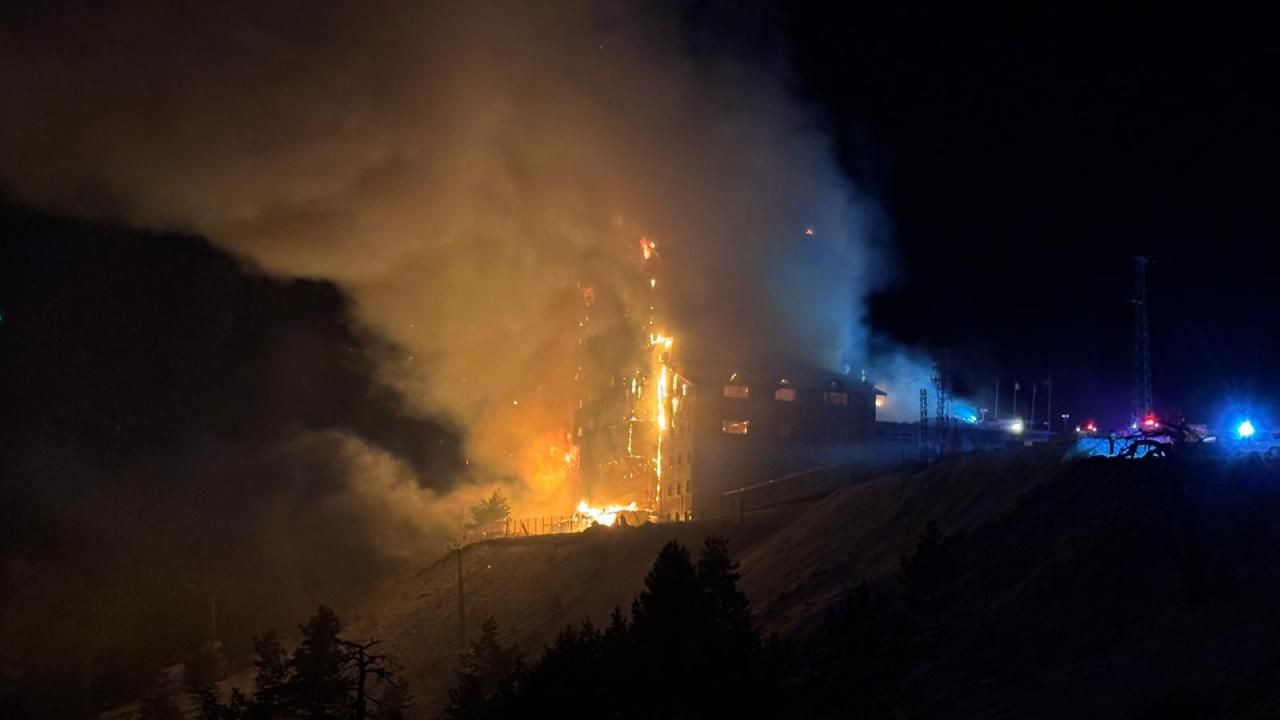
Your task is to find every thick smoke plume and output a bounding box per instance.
[0,2,944,709]
[0,0,927,515]
[0,205,481,712]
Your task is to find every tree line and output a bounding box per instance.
[136,607,410,720]
[139,522,957,719]
[445,524,958,719]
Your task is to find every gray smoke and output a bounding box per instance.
[0,0,927,513]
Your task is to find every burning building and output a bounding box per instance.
[568,235,882,525]
[575,358,881,521]
[572,332,693,519]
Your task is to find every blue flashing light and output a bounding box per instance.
[949,401,981,424]
[1237,420,1256,439]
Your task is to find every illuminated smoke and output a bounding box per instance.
[0,0,920,509]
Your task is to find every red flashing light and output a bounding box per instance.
[1143,415,1158,428]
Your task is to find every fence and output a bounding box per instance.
[503,515,593,536]
[456,515,596,546]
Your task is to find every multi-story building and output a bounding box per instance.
[575,360,883,522]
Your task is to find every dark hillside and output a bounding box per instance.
[918,457,1280,718]
[256,451,1280,718]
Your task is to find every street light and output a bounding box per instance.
[1061,413,1070,434]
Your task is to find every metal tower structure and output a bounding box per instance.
[1129,256,1153,424]
[919,388,929,461]
[932,353,949,452]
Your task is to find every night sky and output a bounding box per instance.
[2,1,1279,713]
[3,3,1276,430]
[781,2,1280,428]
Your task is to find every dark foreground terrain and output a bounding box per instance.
[22,446,1280,719]
[333,449,1280,718]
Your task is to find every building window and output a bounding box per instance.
[774,387,797,402]
[721,419,750,435]
[823,391,849,406]
[723,384,749,399]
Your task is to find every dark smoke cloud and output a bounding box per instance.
[0,0,938,710]
[0,0,926,449]
[0,205,469,711]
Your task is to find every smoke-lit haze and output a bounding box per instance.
[0,0,927,491]
[0,1,944,710]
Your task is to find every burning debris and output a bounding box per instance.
[574,500,640,527]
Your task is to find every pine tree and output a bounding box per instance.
[631,540,702,645]
[695,536,778,718]
[600,604,634,707]
[448,538,784,717]
[629,540,717,716]
[805,581,914,719]
[468,490,511,528]
[194,686,251,720]
[247,631,290,718]
[697,536,753,644]
[196,609,408,720]
[899,520,958,625]
[513,620,606,711]
[603,605,628,651]
[370,677,412,720]
[285,606,351,719]
[445,617,524,720]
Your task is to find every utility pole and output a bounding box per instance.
[206,592,217,647]
[1013,382,1020,422]
[454,545,466,649]
[919,388,929,462]
[994,379,1000,421]
[1030,382,1038,430]
[1130,256,1153,424]
[84,653,93,720]
[1045,377,1053,431]
[932,353,949,454]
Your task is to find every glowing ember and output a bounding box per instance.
[649,333,673,351]
[575,500,638,527]
[648,331,675,507]
[657,365,669,432]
